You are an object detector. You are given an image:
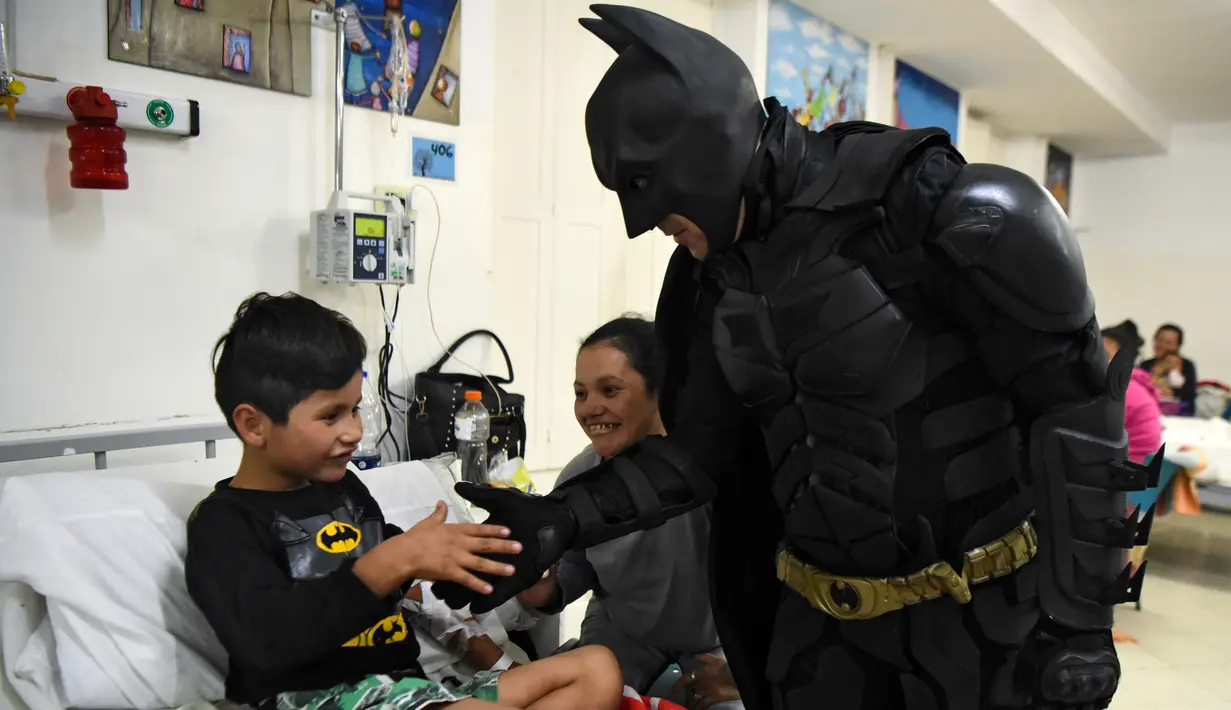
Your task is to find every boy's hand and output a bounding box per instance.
[433,484,576,613]
[403,501,523,593]
[354,502,522,598]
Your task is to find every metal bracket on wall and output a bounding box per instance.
[3,73,200,138]
[310,8,337,31]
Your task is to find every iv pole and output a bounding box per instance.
[334,6,346,193]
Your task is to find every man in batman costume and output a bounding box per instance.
[433,6,1160,709]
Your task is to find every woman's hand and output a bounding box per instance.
[515,564,560,608]
[677,654,740,710]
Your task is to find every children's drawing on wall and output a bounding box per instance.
[223,26,252,73]
[1046,144,1073,214]
[340,0,463,126]
[893,61,960,143]
[108,0,314,95]
[766,0,868,131]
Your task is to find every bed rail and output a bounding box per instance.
[0,419,234,469]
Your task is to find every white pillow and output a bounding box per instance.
[0,473,227,709]
[357,458,471,529]
[0,459,464,710]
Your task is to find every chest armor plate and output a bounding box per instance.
[709,209,926,425]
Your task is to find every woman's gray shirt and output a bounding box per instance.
[549,445,720,652]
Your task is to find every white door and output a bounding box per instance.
[491,0,714,470]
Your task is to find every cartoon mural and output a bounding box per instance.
[766,0,868,131]
[894,61,960,143]
[340,0,462,126]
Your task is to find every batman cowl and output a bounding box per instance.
[581,4,765,253]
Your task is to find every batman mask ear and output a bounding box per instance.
[579,17,632,53]
[588,4,695,68]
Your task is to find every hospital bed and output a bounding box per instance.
[1159,416,1231,513]
[0,422,561,710]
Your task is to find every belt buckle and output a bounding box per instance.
[778,549,900,620]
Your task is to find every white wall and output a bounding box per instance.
[960,114,1009,165]
[0,1,498,445]
[998,134,1049,184]
[712,0,769,97]
[864,44,896,126]
[1071,122,1231,382]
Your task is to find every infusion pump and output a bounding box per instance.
[309,191,415,286]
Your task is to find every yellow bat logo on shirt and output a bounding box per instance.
[342,613,409,647]
[316,521,361,553]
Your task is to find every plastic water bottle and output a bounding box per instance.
[455,390,490,484]
[352,371,383,470]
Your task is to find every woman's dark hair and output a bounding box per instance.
[579,314,666,398]
[1102,319,1144,360]
[212,292,367,433]
[1155,323,1184,346]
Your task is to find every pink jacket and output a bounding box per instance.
[1125,368,1163,463]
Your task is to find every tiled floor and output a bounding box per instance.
[1110,563,1231,709]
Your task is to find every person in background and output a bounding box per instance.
[1101,320,1162,645]
[1140,323,1198,416]
[516,316,739,708]
[1103,321,1163,463]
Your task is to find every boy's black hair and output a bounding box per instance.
[579,313,665,398]
[1155,323,1184,346]
[1102,319,1144,361]
[213,292,367,433]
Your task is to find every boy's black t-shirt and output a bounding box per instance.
[185,471,424,704]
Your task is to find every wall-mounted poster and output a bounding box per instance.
[1046,144,1073,214]
[766,0,868,131]
[894,61,960,143]
[341,0,462,126]
[108,0,314,95]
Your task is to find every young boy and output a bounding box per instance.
[186,292,622,710]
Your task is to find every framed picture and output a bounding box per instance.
[1046,144,1073,214]
[174,0,204,9]
[223,26,252,74]
[431,65,459,109]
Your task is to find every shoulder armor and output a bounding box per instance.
[931,163,1094,332]
[789,124,955,212]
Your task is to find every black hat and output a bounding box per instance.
[580,4,765,253]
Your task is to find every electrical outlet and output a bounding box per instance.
[373,184,413,213]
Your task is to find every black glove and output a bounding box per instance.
[431,483,577,613]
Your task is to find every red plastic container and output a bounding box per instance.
[65,86,128,190]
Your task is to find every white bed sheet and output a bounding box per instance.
[1160,416,1231,485]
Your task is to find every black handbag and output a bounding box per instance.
[406,330,527,463]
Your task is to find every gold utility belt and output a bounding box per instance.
[776,520,1038,621]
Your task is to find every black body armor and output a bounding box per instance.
[431,7,1157,709]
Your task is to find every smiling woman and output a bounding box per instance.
[572,316,668,458]
[514,315,739,704]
